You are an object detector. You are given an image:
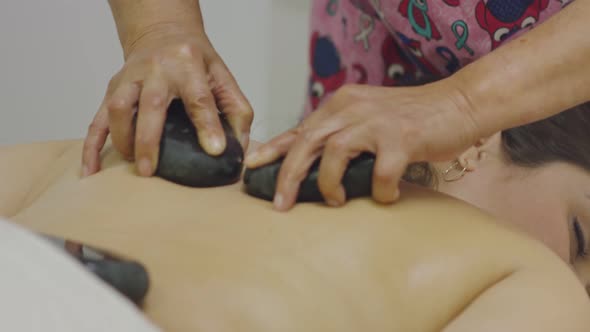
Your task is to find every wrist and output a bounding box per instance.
[108,0,207,59]
[122,21,207,59]
[434,75,485,145]
[444,59,523,141]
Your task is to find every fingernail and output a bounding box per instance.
[326,199,342,207]
[273,193,285,210]
[82,165,90,177]
[138,158,152,176]
[209,137,224,155]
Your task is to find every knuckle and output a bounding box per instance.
[325,136,350,154]
[111,71,122,82]
[239,107,254,125]
[135,134,156,149]
[373,167,395,184]
[174,42,196,58]
[185,92,214,111]
[299,128,320,144]
[107,96,128,113]
[87,121,104,135]
[296,123,321,143]
[190,110,218,128]
[144,93,166,109]
[106,77,120,93]
[146,53,164,67]
[293,123,306,136]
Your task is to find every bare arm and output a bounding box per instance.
[108,0,206,58]
[454,1,590,137]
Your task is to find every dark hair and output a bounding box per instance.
[501,102,590,170]
[403,102,590,187]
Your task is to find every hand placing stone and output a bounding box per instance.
[154,99,244,187]
[243,153,375,202]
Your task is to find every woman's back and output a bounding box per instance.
[3,140,589,332]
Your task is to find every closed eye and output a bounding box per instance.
[574,218,588,258]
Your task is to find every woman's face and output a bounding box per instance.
[434,134,590,290]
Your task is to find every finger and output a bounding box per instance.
[82,103,110,177]
[180,64,225,156]
[245,112,342,168]
[244,129,297,168]
[273,148,323,212]
[209,60,254,150]
[134,76,170,176]
[272,113,357,211]
[107,83,141,160]
[317,128,369,207]
[372,143,408,204]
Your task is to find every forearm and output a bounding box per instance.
[452,1,590,137]
[108,0,205,58]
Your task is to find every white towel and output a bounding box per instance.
[0,218,161,332]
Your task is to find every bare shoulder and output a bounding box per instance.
[443,236,590,332]
[0,139,82,217]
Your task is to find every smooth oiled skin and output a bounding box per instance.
[243,154,375,202]
[2,140,589,332]
[154,99,244,187]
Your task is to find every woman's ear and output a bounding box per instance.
[457,133,503,172]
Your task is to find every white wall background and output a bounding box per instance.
[0,1,310,145]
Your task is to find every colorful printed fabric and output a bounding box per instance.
[303,0,572,118]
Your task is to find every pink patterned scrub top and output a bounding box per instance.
[303,0,572,118]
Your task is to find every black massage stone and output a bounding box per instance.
[154,99,244,187]
[79,257,150,305]
[243,153,376,202]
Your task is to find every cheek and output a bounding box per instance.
[493,188,570,260]
[522,209,569,261]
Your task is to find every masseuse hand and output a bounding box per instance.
[82,26,253,177]
[245,80,479,211]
